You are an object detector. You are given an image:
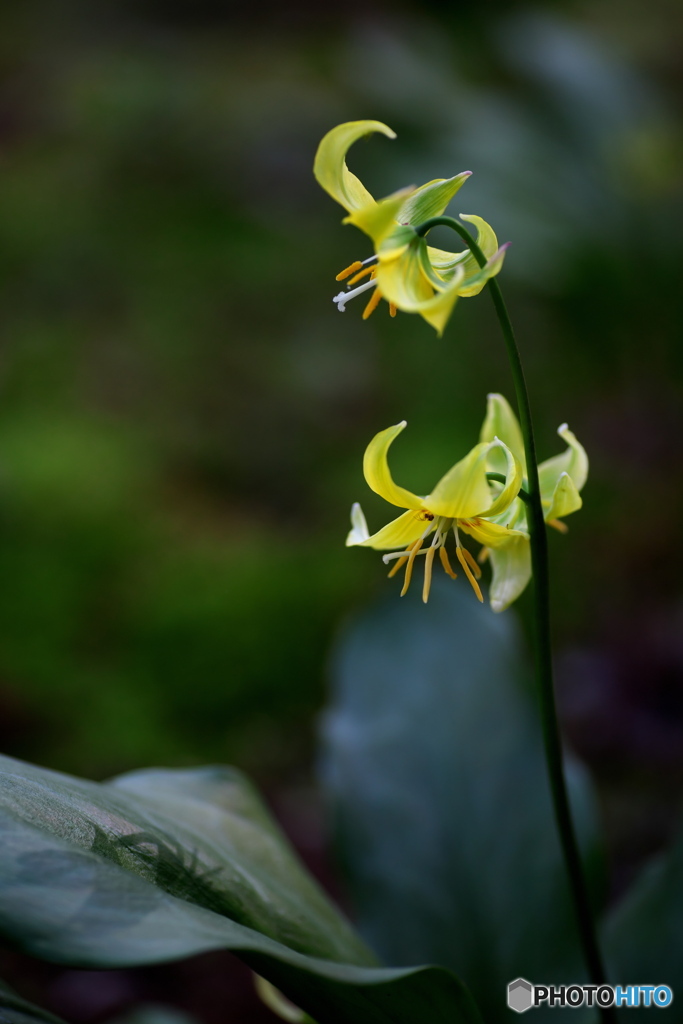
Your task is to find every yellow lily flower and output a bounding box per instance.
[479,394,589,612]
[347,418,525,603]
[314,120,508,336]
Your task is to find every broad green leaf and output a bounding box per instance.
[603,828,681,1013]
[0,979,67,1024]
[321,577,602,1024]
[0,756,482,1024]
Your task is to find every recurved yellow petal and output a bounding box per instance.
[426,441,498,519]
[313,120,396,213]
[487,536,532,612]
[362,421,424,510]
[374,239,436,307]
[544,471,583,522]
[375,242,466,336]
[538,424,588,502]
[460,214,499,259]
[427,439,521,519]
[397,172,472,226]
[458,517,528,548]
[345,190,414,253]
[456,243,508,298]
[480,393,526,474]
[478,440,523,517]
[347,507,433,550]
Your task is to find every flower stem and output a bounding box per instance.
[417,216,615,1015]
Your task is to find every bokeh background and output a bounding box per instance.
[0,0,682,1019]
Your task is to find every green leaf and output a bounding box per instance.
[603,828,681,1005]
[321,577,602,1023]
[0,755,482,1024]
[0,979,67,1024]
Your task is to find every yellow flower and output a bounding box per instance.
[479,394,589,611]
[314,120,508,335]
[347,418,524,603]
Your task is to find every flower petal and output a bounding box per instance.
[362,421,424,510]
[456,243,508,298]
[345,191,414,253]
[487,537,532,612]
[346,507,432,550]
[425,244,469,281]
[478,439,524,517]
[538,424,589,502]
[346,501,370,545]
[479,393,526,475]
[544,472,583,522]
[374,238,436,307]
[459,518,528,548]
[375,238,466,336]
[432,213,500,286]
[397,172,472,226]
[313,120,396,213]
[425,440,520,519]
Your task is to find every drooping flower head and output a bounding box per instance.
[479,393,589,611]
[314,120,508,335]
[348,396,588,610]
[347,415,524,604]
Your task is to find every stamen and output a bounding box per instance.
[348,265,376,286]
[478,547,490,564]
[439,546,458,579]
[333,278,377,312]
[335,261,363,282]
[387,555,409,578]
[383,549,428,563]
[548,518,569,534]
[456,546,484,602]
[422,545,436,603]
[400,539,424,597]
[460,546,482,579]
[389,303,397,317]
[362,286,383,320]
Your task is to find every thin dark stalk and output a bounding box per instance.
[417,217,615,1017]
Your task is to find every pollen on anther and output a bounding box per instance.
[347,265,376,286]
[389,303,397,317]
[362,286,383,320]
[336,261,363,282]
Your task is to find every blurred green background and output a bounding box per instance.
[0,0,682,940]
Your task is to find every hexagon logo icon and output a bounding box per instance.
[508,978,533,1013]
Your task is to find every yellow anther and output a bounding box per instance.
[456,546,484,602]
[478,546,490,564]
[335,261,363,282]
[400,539,423,596]
[422,545,437,603]
[438,545,458,579]
[347,265,375,286]
[387,554,409,579]
[362,286,383,320]
[389,303,397,317]
[548,518,569,534]
[460,546,482,579]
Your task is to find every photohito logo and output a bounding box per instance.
[507,978,673,1012]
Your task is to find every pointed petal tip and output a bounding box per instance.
[558,422,569,434]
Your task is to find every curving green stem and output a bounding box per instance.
[417,216,615,1016]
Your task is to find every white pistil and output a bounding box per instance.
[333,278,377,312]
[383,549,428,564]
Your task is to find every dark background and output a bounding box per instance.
[0,0,682,1019]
